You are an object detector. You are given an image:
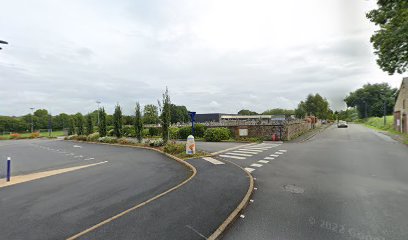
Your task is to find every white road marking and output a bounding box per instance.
[232,151,257,155]
[238,149,263,152]
[275,152,284,155]
[264,157,275,160]
[202,157,225,165]
[245,147,270,150]
[244,167,255,173]
[278,150,287,152]
[84,157,95,161]
[219,155,246,160]
[270,154,279,157]
[74,155,84,158]
[258,160,269,163]
[251,163,263,168]
[250,199,254,203]
[73,145,82,148]
[240,215,245,219]
[225,152,253,157]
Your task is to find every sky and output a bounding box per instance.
[0,0,406,116]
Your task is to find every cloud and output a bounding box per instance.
[0,0,404,116]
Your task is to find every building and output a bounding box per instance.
[394,77,408,133]
[195,113,227,123]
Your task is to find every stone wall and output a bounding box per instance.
[207,121,311,141]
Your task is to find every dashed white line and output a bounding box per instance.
[232,151,257,155]
[275,152,284,155]
[270,154,279,157]
[244,167,255,173]
[219,155,246,160]
[245,147,270,150]
[278,150,287,152]
[202,157,225,165]
[264,157,275,160]
[238,149,263,152]
[84,157,95,161]
[225,152,253,157]
[251,163,263,168]
[258,160,269,163]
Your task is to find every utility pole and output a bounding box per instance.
[30,107,35,133]
[384,100,387,126]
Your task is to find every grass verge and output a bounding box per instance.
[358,116,408,145]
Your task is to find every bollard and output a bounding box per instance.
[6,157,11,182]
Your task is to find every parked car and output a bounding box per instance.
[337,121,348,128]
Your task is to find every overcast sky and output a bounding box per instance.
[0,0,405,116]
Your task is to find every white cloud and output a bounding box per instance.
[0,0,405,116]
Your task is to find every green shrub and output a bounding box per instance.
[178,126,192,139]
[118,138,131,144]
[149,139,164,147]
[163,142,185,154]
[142,128,149,137]
[204,128,231,142]
[66,135,78,140]
[178,124,207,139]
[76,135,88,141]
[169,127,179,139]
[148,127,160,136]
[123,126,136,137]
[194,124,207,137]
[87,132,100,142]
[107,129,114,136]
[98,136,118,144]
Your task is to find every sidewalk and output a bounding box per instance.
[288,124,332,143]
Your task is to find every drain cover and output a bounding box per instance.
[283,184,304,194]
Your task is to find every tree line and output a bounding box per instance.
[0,89,189,141]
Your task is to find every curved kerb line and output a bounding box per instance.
[66,141,197,240]
[207,159,254,240]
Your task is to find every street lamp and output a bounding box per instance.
[96,100,101,125]
[30,107,35,133]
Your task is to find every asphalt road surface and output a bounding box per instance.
[0,139,249,240]
[222,124,408,240]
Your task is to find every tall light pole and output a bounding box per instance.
[30,107,35,133]
[96,100,101,125]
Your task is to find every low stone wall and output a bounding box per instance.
[206,121,311,141]
[285,121,312,140]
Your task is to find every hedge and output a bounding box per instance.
[203,127,231,142]
[178,124,206,139]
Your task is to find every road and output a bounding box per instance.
[222,124,408,240]
[0,139,250,240]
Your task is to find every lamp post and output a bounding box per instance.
[30,107,35,133]
[96,100,101,125]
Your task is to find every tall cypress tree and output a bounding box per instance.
[68,116,76,135]
[134,102,143,143]
[76,113,85,135]
[99,107,107,137]
[113,104,123,138]
[85,114,93,135]
[159,87,171,143]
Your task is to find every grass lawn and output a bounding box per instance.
[360,116,408,144]
[0,131,65,140]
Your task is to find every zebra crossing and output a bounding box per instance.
[217,143,281,160]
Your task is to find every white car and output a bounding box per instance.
[337,121,348,128]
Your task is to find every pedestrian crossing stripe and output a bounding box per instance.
[219,155,246,159]
[224,152,252,157]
